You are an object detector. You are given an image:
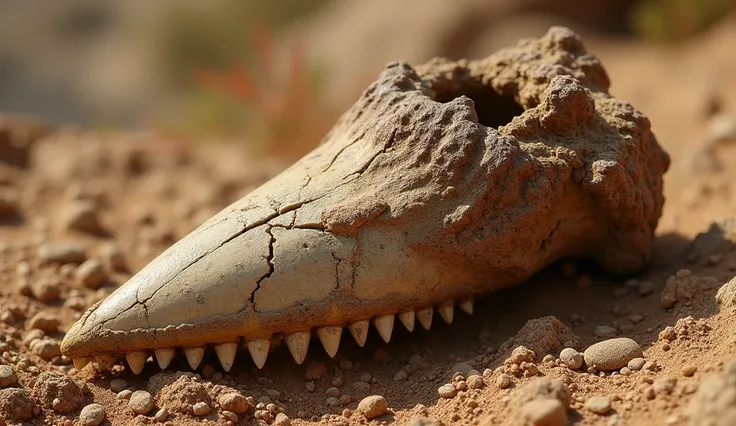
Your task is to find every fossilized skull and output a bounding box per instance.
[61,27,669,374]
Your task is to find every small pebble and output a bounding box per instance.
[75,260,106,289]
[584,338,643,371]
[357,395,388,419]
[467,375,484,389]
[117,389,133,400]
[155,408,169,422]
[27,312,60,333]
[79,403,106,426]
[559,348,583,370]
[128,390,154,414]
[438,384,457,398]
[274,413,291,426]
[520,398,567,426]
[221,410,238,423]
[37,242,86,265]
[393,370,408,381]
[63,201,103,234]
[193,401,211,416]
[110,379,128,393]
[681,365,697,377]
[31,280,60,303]
[496,374,512,389]
[594,326,618,339]
[628,358,646,371]
[0,365,18,388]
[638,281,656,296]
[218,392,249,414]
[585,396,612,415]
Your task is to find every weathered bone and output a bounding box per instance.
[60,26,669,370]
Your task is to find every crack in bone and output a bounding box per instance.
[250,225,276,306]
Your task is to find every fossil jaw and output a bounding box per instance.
[60,26,669,374]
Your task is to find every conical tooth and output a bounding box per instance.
[126,351,147,375]
[317,326,342,358]
[398,310,415,332]
[95,354,116,371]
[459,299,474,315]
[184,347,205,370]
[416,308,433,330]
[348,320,369,347]
[246,338,271,369]
[154,348,175,369]
[214,342,238,372]
[285,331,311,365]
[373,314,395,343]
[438,301,454,324]
[72,357,92,371]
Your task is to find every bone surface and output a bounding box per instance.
[60,27,669,369]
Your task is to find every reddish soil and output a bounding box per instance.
[2,18,736,426]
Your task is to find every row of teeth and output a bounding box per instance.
[71,299,473,375]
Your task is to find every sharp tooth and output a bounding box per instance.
[317,326,343,358]
[285,331,311,364]
[348,320,369,347]
[184,347,205,370]
[154,348,175,369]
[437,301,454,324]
[246,338,271,369]
[95,354,116,371]
[373,314,394,343]
[126,351,148,375]
[214,342,238,372]
[73,357,92,370]
[416,308,433,330]
[459,299,474,315]
[398,310,415,332]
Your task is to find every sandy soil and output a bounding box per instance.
[2,19,736,426]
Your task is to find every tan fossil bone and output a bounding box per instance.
[60,26,669,373]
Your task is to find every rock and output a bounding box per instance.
[496,374,513,389]
[519,399,568,426]
[0,366,17,388]
[75,259,107,289]
[192,401,211,416]
[129,390,154,414]
[102,244,127,272]
[37,242,86,265]
[467,375,485,389]
[63,201,103,234]
[638,280,657,296]
[0,388,38,422]
[358,395,388,419]
[594,325,617,339]
[31,280,60,303]
[110,378,128,393]
[79,403,106,426]
[628,358,646,371]
[559,348,583,370]
[584,338,643,371]
[154,407,169,422]
[32,372,84,413]
[508,346,536,364]
[585,396,611,414]
[31,338,61,360]
[687,359,736,426]
[438,384,457,398]
[661,269,718,308]
[274,413,292,426]
[689,218,736,264]
[218,392,250,414]
[27,311,60,333]
[716,276,736,310]
[449,362,476,379]
[500,317,579,362]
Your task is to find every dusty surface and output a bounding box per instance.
[61,27,668,359]
[2,21,736,426]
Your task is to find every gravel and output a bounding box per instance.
[584,338,643,371]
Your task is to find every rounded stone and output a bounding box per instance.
[128,390,154,414]
[0,366,18,388]
[437,384,457,398]
[585,396,612,414]
[559,348,583,370]
[79,403,106,426]
[193,401,211,416]
[274,413,292,426]
[583,338,643,371]
[358,395,388,419]
[217,392,249,414]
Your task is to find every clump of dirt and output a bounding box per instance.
[0,388,39,422]
[32,372,85,413]
[149,372,213,415]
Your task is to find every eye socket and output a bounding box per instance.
[432,80,524,129]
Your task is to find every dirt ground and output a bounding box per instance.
[2,18,736,426]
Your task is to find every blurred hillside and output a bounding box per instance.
[0,0,733,158]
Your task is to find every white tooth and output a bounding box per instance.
[459,299,474,315]
[416,308,433,330]
[73,357,92,370]
[348,320,370,347]
[154,348,175,369]
[246,338,271,369]
[214,342,238,372]
[317,326,342,358]
[373,314,394,343]
[126,351,147,375]
[95,354,116,371]
[438,301,454,324]
[398,310,415,332]
[285,331,311,364]
[184,347,205,370]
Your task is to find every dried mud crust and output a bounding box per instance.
[61,26,669,356]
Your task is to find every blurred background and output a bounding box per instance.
[1,0,735,161]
